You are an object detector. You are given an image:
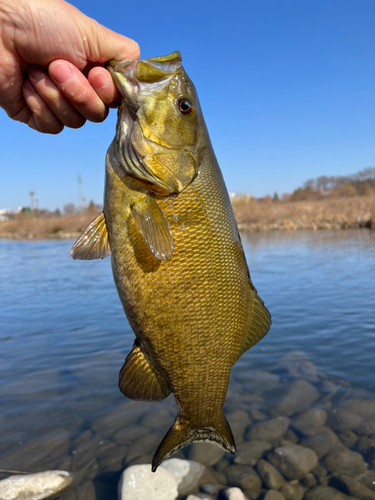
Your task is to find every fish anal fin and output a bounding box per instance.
[237,283,271,359]
[131,196,173,261]
[70,212,111,260]
[119,340,171,402]
[152,414,235,472]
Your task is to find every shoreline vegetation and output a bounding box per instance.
[0,194,374,240]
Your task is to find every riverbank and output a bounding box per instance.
[232,194,375,232]
[0,195,374,239]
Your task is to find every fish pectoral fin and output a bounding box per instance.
[237,284,272,360]
[152,414,235,472]
[119,340,171,402]
[70,212,111,260]
[131,196,173,260]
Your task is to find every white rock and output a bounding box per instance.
[118,464,178,500]
[161,458,205,494]
[0,470,72,500]
[222,487,248,499]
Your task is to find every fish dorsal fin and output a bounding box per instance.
[70,212,111,260]
[237,283,272,359]
[119,340,171,402]
[131,196,173,261]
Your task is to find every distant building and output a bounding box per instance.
[0,207,21,221]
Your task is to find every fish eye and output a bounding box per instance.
[178,98,194,116]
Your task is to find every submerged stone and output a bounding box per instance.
[322,450,367,477]
[225,464,262,492]
[268,444,318,480]
[257,459,286,490]
[274,381,319,417]
[247,417,290,443]
[161,458,205,495]
[300,427,345,459]
[118,464,178,500]
[329,474,375,500]
[221,487,249,500]
[234,440,273,465]
[264,490,286,500]
[304,485,353,500]
[291,409,327,435]
[188,442,225,466]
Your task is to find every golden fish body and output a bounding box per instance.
[71,52,271,471]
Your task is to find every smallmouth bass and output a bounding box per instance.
[71,51,271,471]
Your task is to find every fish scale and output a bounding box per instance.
[71,51,271,471]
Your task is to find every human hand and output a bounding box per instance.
[0,0,139,133]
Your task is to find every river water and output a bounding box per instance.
[0,230,374,499]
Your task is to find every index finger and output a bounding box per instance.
[88,67,122,108]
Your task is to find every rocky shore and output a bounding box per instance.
[1,351,375,499]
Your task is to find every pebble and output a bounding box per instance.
[0,470,73,500]
[200,483,225,494]
[322,449,367,477]
[300,427,346,459]
[250,409,268,421]
[161,458,205,495]
[188,442,225,466]
[274,380,319,416]
[304,485,353,499]
[327,408,361,432]
[227,410,252,444]
[278,351,319,382]
[224,464,262,492]
[357,470,375,491]
[284,429,299,444]
[268,444,318,480]
[186,494,215,500]
[264,490,286,500]
[337,430,357,448]
[290,409,327,435]
[280,481,305,500]
[233,440,273,465]
[221,487,248,500]
[257,459,286,490]
[301,473,317,488]
[117,464,178,500]
[247,416,290,443]
[330,474,375,500]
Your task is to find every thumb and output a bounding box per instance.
[78,17,140,65]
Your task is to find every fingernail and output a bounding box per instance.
[28,67,45,83]
[23,80,34,93]
[51,62,73,84]
[91,72,110,91]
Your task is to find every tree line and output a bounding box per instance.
[289,167,375,201]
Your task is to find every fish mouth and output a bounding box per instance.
[107,51,182,85]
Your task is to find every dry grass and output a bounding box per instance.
[232,194,375,231]
[1,195,375,239]
[0,209,100,240]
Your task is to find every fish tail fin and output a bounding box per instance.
[151,413,235,472]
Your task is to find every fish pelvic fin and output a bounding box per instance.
[119,339,171,402]
[152,414,235,472]
[70,212,111,260]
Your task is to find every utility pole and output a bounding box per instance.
[78,175,86,209]
[35,198,39,217]
[29,191,35,216]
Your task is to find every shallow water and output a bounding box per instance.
[1,230,375,498]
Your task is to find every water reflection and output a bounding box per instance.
[0,231,374,498]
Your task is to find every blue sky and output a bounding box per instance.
[1,0,374,210]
